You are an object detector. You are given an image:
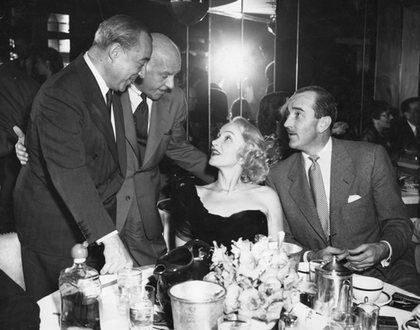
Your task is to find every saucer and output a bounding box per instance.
[353,291,391,306]
[403,318,419,330]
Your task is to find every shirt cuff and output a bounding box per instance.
[96,230,118,244]
[303,250,311,262]
[379,240,392,267]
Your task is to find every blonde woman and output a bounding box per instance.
[173,116,284,248]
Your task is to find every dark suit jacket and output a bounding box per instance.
[267,138,413,264]
[116,87,212,242]
[391,118,420,157]
[14,55,124,256]
[0,62,39,157]
[0,62,40,231]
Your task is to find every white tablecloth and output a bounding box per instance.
[38,275,418,330]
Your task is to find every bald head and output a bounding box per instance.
[149,33,181,73]
[137,33,182,100]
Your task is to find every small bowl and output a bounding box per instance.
[353,274,384,303]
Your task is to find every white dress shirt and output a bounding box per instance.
[83,52,116,139]
[408,120,416,136]
[302,137,332,212]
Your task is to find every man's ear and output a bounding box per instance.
[108,43,121,62]
[317,116,332,133]
[138,64,147,79]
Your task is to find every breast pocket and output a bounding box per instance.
[341,195,375,231]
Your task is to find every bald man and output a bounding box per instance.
[115,33,214,265]
[15,33,214,266]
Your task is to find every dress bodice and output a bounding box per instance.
[172,179,268,248]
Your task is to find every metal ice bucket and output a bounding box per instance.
[168,280,226,330]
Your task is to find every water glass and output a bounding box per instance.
[329,312,361,330]
[129,284,155,330]
[117,268,142,313]
[356,302,380,330]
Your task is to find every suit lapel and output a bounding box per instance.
[75,55,118,163]
[120,91,140,161]
[113,93,127,174]
[288,153,328,244]
[330,138,355,237]
[142,96,170,168]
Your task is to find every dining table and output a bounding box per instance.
[38,267,420,330]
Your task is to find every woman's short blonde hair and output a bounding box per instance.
[231,116,269,184]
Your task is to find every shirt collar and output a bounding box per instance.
[302,137,332,161]
[407,119,416,133]
[83,52,109,100]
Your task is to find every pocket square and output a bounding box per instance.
[347,195,361,203]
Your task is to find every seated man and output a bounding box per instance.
[267,85,420,295]
[392,97,420,158]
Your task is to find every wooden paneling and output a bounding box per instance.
[400,7,420,102]
[374,0,403,108]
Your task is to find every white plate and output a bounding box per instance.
[353,291,391,306]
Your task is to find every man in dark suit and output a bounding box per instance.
[13,15,152,301]
[267,86,420,294]
[392,96,420,158]
[15,33,214,267]
[115,33,213,265]
[0,41,40,233]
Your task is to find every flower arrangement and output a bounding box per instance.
[203,232,301,322]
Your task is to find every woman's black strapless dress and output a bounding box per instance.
[172,179,268,248]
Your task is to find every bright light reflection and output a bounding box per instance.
[212,43,250,83]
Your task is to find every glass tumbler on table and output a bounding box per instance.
[117,268,142,314]
[356,301,379,330]
[129,284,155,330]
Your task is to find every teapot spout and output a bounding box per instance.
[154,264,166,276]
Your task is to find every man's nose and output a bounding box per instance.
[284,115,292,128]
[165,76,174,90]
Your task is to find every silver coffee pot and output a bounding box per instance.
[313,256,353,319]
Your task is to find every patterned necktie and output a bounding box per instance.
[105,89,113,116]
[133,93,149,143]
[308,155,330,238]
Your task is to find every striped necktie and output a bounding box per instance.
[308,155,330,238]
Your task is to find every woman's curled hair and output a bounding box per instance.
[231,116,269,184]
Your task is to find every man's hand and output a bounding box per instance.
[309,246,348,262]
[13,126,28,165]
[101,235,133,274]
[346,242,389,271]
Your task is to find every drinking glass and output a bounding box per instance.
[129,284,155,330]
[117,268,142,313]
[356,301,379,330]
[329,312,361,330]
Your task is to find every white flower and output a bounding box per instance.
[224,284,242,314]
[238,288,262,312]
[207,233,299,322]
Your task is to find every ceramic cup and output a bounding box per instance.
[352,275,383,303]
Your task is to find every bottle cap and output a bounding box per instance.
[71,243,88,262]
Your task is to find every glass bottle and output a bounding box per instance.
[59,243,101,330]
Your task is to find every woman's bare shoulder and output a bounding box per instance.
[251,185,280,204]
